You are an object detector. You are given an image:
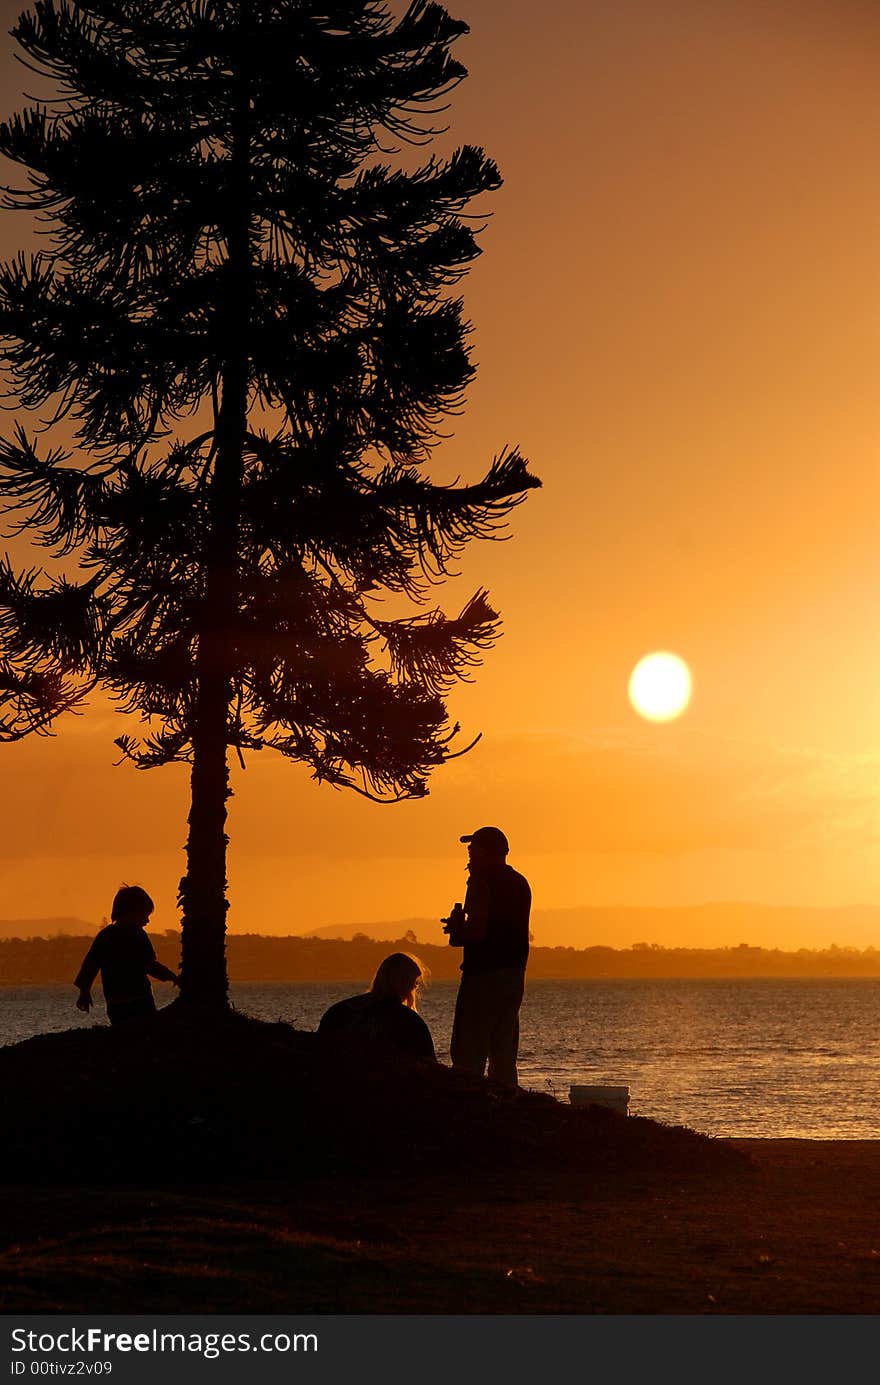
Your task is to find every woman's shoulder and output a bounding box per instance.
[388,1005,435,1057]
[318,992,370,1030]
[399,1006,431,1033]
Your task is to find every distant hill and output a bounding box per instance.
[4,903,880,951]
[296,918,446,944]
[530,904,880,951]
[293,904,880,952]
[0,918,95,940]
[5,932,880,984]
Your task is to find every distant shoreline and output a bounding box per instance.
[3,901,880,952]
[5,932,880,984]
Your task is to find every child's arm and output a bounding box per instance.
[142,930,178,986]
[73,943,100,1012]
[147,960,179,985]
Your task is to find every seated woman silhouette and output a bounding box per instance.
[318,952,435,1061]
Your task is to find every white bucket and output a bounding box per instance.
[569,1084,630,1115]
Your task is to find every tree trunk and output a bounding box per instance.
[177,13,251,1009]
[178,343,248,1008]
[179,664,232,1008]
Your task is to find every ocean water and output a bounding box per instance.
[4,977,880,1140]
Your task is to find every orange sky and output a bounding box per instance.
[1,1,879,948]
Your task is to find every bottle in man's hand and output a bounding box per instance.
[442,901,466,943]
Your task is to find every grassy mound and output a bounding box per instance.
[2,1007,748,1183]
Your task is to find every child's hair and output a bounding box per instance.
[369,952,429,1010]
[111,883,155,922]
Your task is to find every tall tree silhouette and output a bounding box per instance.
[0,0,539,1008]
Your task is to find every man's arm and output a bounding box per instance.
[446,877,489,945]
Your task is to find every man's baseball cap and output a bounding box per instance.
[459,826,509,854]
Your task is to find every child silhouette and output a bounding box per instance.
[74,884,178,1025]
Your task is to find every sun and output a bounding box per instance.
[628,651,692,722]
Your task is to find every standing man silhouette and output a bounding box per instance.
[444,826,531,1086]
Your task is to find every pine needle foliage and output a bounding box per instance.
[0,0,540,1004]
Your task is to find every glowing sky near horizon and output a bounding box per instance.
[0,0,879,950]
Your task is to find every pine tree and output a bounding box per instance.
[0,0,540,1008]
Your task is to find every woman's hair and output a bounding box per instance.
[369,952,429,1010]
[111,883,155,922]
